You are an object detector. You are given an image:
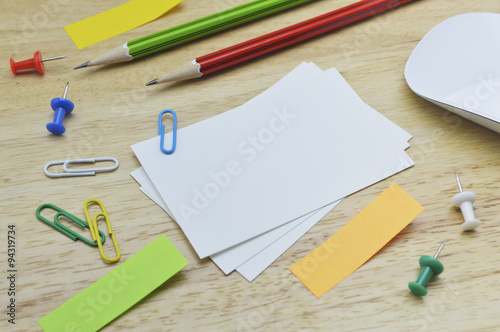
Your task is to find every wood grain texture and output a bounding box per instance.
[1,0,499,331]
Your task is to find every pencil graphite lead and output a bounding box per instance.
[149,60,203,85]
[74,61,90,70]
[146,79,158,86]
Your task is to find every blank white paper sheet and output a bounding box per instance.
[131,62,414,278]
[131,166,341,281]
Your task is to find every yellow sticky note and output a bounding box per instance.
[290,183,423,298]
[64,0,183,49]
[38,235,188,332]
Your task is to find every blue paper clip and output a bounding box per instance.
[158,109,177,154]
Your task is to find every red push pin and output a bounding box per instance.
[10,51,66,75]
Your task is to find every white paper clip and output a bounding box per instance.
[44,158,119,178]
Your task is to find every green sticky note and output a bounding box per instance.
[39,235,188,332]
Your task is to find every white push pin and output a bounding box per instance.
[451,172,481,230]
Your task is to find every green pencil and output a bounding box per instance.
[75,0,315,69]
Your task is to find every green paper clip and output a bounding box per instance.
[36,203,106,247]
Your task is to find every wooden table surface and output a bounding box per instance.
[1,0,500,331]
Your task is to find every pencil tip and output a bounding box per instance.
[146,79,158,86]
[74,61,90,70]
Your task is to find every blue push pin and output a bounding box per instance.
[47,82,74,135]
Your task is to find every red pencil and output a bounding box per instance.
[146,0,417,85]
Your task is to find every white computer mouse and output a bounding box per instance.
[405,12,500,133]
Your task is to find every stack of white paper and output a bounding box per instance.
[131,62,414,281]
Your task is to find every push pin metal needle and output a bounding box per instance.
[408,240,446,296]
[10,51,66,75]
[452,172,481,231]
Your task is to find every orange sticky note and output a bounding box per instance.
[289,183,423,298]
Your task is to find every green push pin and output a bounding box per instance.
[408,240,445,296]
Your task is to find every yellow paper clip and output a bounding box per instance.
[84,199,121,263]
